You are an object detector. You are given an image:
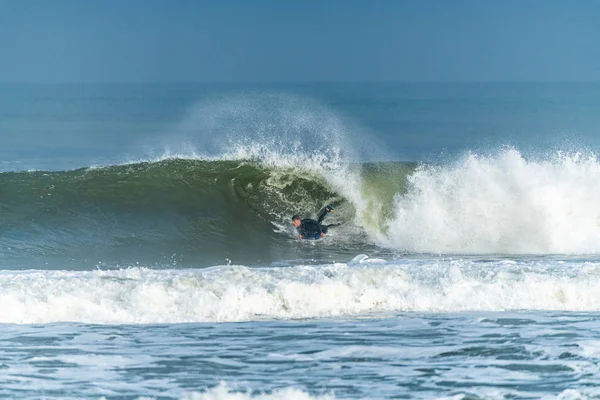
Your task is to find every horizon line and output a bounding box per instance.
[1,80,600,85]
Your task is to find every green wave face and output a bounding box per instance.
[0,159,415,269]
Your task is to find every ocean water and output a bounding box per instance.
[2,83,600,399]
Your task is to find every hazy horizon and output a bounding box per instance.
[3,80,600,85]
[1,0,599,83]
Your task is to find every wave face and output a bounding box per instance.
[4,148,600,268]
[385,149,600,254]
[0,159,411,268]
[3,256,600,324]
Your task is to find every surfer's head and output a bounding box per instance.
[291,215,301,227]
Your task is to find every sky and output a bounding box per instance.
[0,0,599,83]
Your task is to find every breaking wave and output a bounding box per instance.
[3,255,600,324]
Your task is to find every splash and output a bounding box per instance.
[385,149,600,254]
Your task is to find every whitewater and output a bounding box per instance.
[387,149,600,254]
[3,83,600,399]
[3,256,600,325]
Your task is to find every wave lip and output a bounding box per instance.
[2,256,600,324]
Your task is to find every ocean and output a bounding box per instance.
[2,82,600,399]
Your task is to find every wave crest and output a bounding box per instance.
[386,149,600,254]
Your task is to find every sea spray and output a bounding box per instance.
[148,92,390,237]
[386,149,600,254]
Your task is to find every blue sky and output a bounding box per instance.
[0,0,599,83]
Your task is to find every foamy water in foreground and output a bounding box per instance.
[3,255,600,398]
[3,303,600,399]
[4,255,600,324]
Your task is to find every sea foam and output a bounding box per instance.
[385,149,600,254]
[2,256,600,324]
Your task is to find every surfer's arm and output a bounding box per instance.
[316,205,333,224]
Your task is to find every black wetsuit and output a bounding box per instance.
[296,207,338,240]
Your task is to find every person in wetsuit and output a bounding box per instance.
[292,205,339,240]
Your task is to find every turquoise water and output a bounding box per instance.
[2,83,600,399]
